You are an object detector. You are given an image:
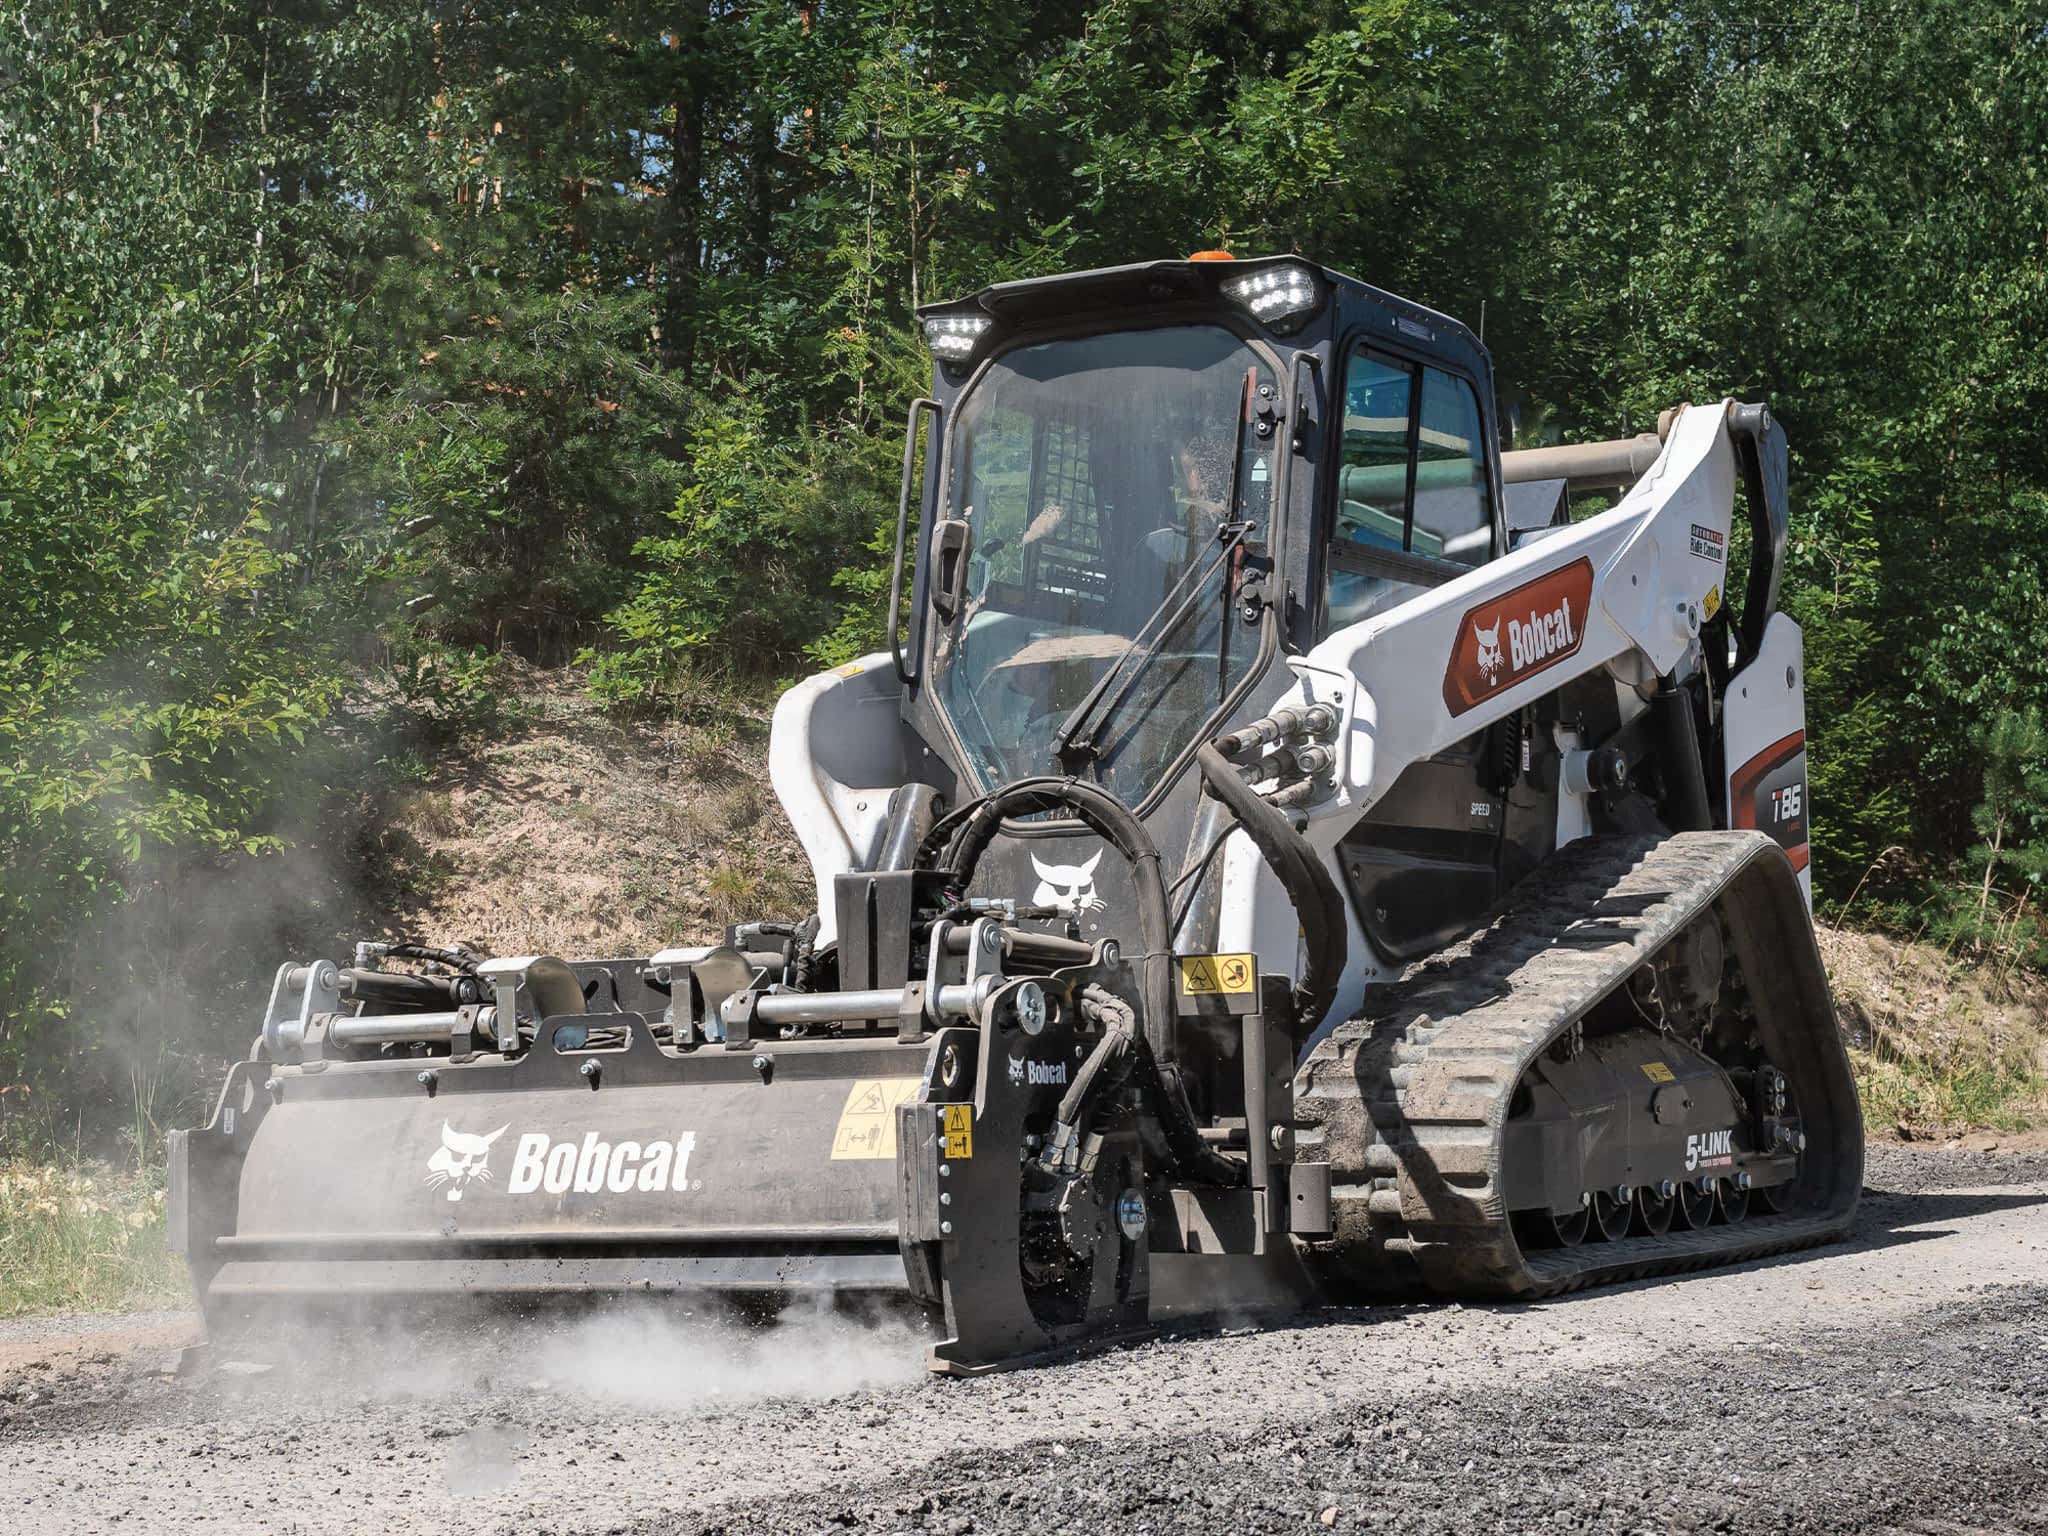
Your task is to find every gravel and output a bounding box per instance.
[3,1143,2045,1535]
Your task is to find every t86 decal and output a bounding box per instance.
[1729,729,1809,872]
[1442,558,1595,716]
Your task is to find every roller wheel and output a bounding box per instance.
[1590,1191,1632,1242]
[1718,1181,1751,1224]
[1632,1183,1675,1236]
[1517,1202,1592,1248]
[1675,1178,1715,1230]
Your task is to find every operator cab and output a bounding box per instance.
[891,256,1519,961]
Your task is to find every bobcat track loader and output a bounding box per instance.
[169,256,1862,1372]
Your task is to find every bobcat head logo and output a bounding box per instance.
[1473,618,1504,684]
[1006,1054,1027,1087]
[425,1122,507,1202]
[1031,850,1105,915]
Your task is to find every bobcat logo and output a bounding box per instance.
[425,1122,508,1202]
[1473,618,1504,685]
[1007,1054,1028,1087]
[1031,850,1105,915]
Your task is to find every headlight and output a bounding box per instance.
[1222,263,1321,328]
[921,312,992,360]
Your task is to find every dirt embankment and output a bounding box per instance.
[1818,921,2048,1138]
[360,667,813,960]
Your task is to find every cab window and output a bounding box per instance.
[1323,343,1495,633]
[1415,367,1491,566]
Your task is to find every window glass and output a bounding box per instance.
[1333,354,1411,554]
[1414,367,1491,566]
[933,325,1267,802]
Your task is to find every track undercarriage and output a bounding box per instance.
[1298,834,1862,1300]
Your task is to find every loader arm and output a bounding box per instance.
[1217,400,1808,1027]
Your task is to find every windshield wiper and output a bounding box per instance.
[1050,518,1253,775]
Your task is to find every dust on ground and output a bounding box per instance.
[2,1143,2044,1536]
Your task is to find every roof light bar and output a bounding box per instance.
[921,312,992,360]
[1222,263,1321,328]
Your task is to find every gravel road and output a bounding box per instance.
[3,1142,2045,1535]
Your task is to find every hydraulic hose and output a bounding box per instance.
[918,775,1241,1187]
[1194,740,1346,1038]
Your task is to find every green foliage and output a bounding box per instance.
[584,388,893,707]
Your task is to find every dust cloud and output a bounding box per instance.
[214,1295,930,1416]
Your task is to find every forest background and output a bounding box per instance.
[3,0,2047,1153]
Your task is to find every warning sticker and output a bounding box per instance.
[1179,954,1256,996]
[829,1078,921,1161]
[1640,1061,1676,1084]
[942,1103,974,1161]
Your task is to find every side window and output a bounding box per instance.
[1334,355,1411,552]
[1414,368,1492,566]
[1323,344,1495,635]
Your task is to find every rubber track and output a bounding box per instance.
[1293,831,1860,1299]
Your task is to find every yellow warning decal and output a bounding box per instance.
[830,1078,921,1160]
[1640,1061,1676,1084]
[834,660,866,678]
[1179,953,1256,995]
[1702,584,1722,621]
[942,1103,974,1160]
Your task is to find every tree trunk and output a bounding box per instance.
[661,5,708,381]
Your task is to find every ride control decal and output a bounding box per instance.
[1729,729,1809,873]
[1179,954,1255,996]
[1441,557,1595,717]
[830,1077,921,1161]
[1640,1061,1676,1084]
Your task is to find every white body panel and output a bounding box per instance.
[1721,613,1812,905]
[768,655,908,947]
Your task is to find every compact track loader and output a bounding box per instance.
[170,256,1862,1372]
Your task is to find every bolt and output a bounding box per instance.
[263,1076,282,1100]
[1735,1172,1753,1191]
[1698,1176,1716,1195]
[1580,1191,1591,1207]
[980,925,1001,953]
[1614,1185,1633,1203]
[1658,1180,1677,1199]
[939,1191,951,1206]
[1786,666,1796,689]
[751,1054,769,1073]
[1100,939,1121,965]
[417,1069,438,1096]
[938,1163,951,1179]
[580,1059,601,1087]
[940,1220,953,1236]
[1796,1132,1808,1152]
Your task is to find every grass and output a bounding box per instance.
[1850,1046,2047,1136]
[0,1160,188,1316]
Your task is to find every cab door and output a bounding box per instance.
[1318,341,1512,962]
